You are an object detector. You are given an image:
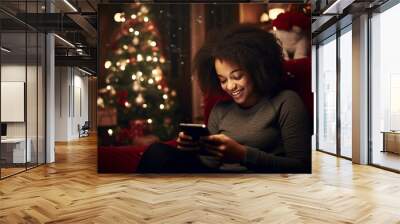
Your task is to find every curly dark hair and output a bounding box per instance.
[193,24,284,97]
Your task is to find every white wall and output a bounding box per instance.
[1,64,40,138]
[1,63,45,164]
[55,67,69,141]
[73,73,89,138]
[1,65,26,140]
[55,67,89,141]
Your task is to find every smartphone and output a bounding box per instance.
[179,123,210,140]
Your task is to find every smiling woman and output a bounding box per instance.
[214,59,259,108]
[137,24,311,173]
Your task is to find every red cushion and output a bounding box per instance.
[282,57,313,122]
[98,139,178,173]
[98,145,146,173]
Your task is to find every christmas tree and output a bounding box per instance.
[98,3,179,146]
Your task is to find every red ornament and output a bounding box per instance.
[164,117,172,125]
[159,79,168,89]
[129,119,147,138]
[127,19,136,26]
[130,57,137,64]
[117,90,129,106]
[115,128,132,145]
[121,28,129,36]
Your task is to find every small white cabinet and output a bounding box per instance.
[1,138,32,163]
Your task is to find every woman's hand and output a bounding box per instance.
[176,132,200,151]
[201,134,246,163]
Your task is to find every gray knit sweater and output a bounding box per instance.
[206,90,311,173]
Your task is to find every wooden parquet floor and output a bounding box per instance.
[1,135,400,224]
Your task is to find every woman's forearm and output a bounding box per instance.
[243,146,310,173]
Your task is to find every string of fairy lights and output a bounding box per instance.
[98,3,177,138]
